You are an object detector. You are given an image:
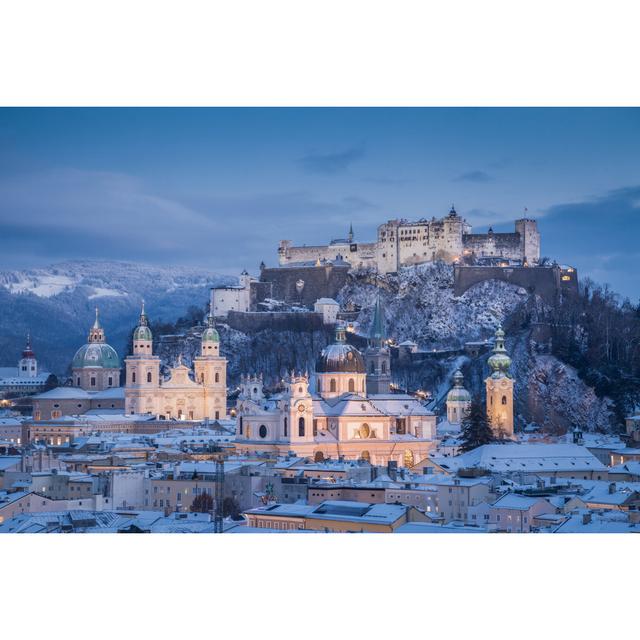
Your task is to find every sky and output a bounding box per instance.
[0,107,639,299]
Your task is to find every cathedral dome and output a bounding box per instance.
[72,307,120,369]
[72,342,120,369]
[316,326,365,374]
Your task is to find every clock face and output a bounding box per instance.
[298,404,306,413]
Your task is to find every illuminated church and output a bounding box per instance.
[124,304,228,420]
[235,297,436,467]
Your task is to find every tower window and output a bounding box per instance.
[90,377,96,387]
[215,372,219,383]
[501,395,507,405]
[284,416,288,437]
[147,372,152,383]
[348,378,355,392]
[370,362,375,374]
[108,376,113,386]
[239,417,243,435]
[381,362,387,374]
[330,379,336,393]
[298,417,305,437]
[132,372,136,383]
[259,425,267,439]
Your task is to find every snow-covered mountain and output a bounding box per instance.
[0,261,233,374]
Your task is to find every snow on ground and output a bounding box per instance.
[87,287,128,300]
[3,273,80,298]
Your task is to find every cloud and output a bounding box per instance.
[539,185,640,299]
[298,144,365,175]
[454,170,494,183]
[0,168,377,271]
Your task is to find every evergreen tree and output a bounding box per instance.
[460,398,494,453]
[190,491,213,513]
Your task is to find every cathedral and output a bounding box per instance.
[234,297,436,467]
[124,304,228,421]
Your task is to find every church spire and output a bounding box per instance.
[368,292,386,347]
[348,222,354,243]
[88,307,106,343]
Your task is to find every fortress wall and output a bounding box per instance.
[259,264,350,306]
[225,310,325,333]
[453,265,577,305]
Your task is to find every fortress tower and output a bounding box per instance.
[515,217,540,265]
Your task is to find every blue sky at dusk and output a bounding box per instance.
[0,108,639,298]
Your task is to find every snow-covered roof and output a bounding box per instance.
[435,443,606,474]
[491,493,550,511]
[315,298,339,305]
[0,456,22,471]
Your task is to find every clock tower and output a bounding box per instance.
[485,325,514,439]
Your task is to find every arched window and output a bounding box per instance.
[90,377,96,387]
[381,361,387,374]
[284,416,288,437]
[259,425,267,439]
[403,450,415,468]
[370,362,375,374]
[359,423,371,439]
[348,378,355,392]
[330,379,336,393]
[76,377,80,387]
[239,417,243,435]
[147,372,152,383]
[298,417,305,437]
[501,395,507,405]
[108,376,113,386]
[132,371,136,383]
[215,372,219,383]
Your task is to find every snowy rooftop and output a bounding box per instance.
[434,443,606,474]
[491,493,550,510]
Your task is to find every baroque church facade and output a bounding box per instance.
[234,298,436,467]
[124,305,227,421]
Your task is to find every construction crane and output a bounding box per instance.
[209,445,225,533]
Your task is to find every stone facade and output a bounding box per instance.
[279,212,540,274]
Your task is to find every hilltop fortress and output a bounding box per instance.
[278,207,540,273]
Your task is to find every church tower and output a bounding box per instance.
[193,311,227,420]
[124,302,161,415]
[365,294,391,395]
[18,333,38,378]
[446,369,471,425]
[485,325,514,438]
[286,372,314,444]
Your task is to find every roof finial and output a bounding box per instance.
[93,306,100,329]
[348,222,354,242]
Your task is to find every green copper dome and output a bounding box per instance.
[133,324,153,341]
[72,342,120,369]
[488,325,512,377]
[202,313,220,343]
[133,301,153,342]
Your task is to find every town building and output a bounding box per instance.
[211,270,252,317]
[0,335,53,397]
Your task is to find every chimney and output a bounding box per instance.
[387,460,398,481]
